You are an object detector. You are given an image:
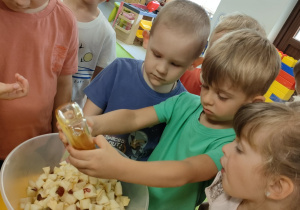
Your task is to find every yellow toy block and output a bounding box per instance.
[265,97,274,103]
[264,90,272,99]
[282,56,297,67]
[268,80,294,101]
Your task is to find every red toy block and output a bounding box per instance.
[275,75,295,90]
[278,69,295,84]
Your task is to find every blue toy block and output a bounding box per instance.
[269,93,286,103]
[281,62,294,76]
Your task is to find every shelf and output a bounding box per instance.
[115,25,131,34]
[118,14,135,24]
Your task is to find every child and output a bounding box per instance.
[82,0,210,160]
[293,59,300,94]
[0,0,78,165]
[202,101,300,210]
[180,12,266,96]
[63,29,281,209]
[0,73,29,100]
[63,0,117,108]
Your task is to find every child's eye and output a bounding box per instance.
[201,84,209,90]
[235,145,243,154]
[218,95,228,101]
[171,62,180,67]
[153,52,161,58]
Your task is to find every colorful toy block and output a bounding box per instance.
[282,55,297,68]
[281,62,294,76]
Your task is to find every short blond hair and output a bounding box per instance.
[150,0,210,58]
[201,29,281,97]
[233,102,300,208]
[212,12,266,38]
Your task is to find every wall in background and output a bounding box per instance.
[210,0,298,42]
[103,0,298,43]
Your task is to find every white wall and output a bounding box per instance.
[211,0,298,42]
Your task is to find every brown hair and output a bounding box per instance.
[201,29,281,97]
[233,102,300,208]
[150,0,210,58]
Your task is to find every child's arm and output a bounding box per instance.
[67,135,218,187]
[0,73,29,100]
[83,99,104,116]
[88,106,160,136]
[52,75,72,132]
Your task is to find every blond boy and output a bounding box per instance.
[81,0,210,160]
[181,12,266,95]
[62,29,280,209]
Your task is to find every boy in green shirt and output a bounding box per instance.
[62,28,281,209]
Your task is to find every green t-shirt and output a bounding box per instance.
[148,92,235,210]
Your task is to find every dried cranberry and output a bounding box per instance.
[56,186,65,197]
[37,194,45,201]
[68,189,73,194]
[83,188,91,193]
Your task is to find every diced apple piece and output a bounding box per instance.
[30,203,43,210]
[42,166,51,175]
[60,161,68,166]
[114,182,122,196]
[80,198,91,209]
[26,187,37,197]
[63,193,77,205]
[94,204,104,210]
[79,174,89,183]
[47,199,57,209]
[110,200,120,208]
[104,182,111,193]
[97,194,110,205]
[60,179,71,191]
[65,204,77,210]
[35,179,45,189]
[89,176,98,185]
[73,181,86,192]
[23,202,31,210]
[121,196,130,206]
[43,178,55,190]
[107,191,115,200]
[48,173,57,181]
[74,189,85,200]
[56,202,64,210]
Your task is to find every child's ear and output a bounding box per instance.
[266,176,294,200]
[251,95,265,103]
[142,30,150,49]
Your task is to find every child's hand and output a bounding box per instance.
[0,73,29,100]
[67,135,124,179]
[57,122,69,147]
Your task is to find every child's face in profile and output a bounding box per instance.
[2,0,48,12]
[143,24,197,89]
[295,75,300,95]
[200,79,253,128]
[220,129,267,200]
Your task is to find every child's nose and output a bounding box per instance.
[222,142,230,155]
[156,61,168,75]
[201,91,214,105]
